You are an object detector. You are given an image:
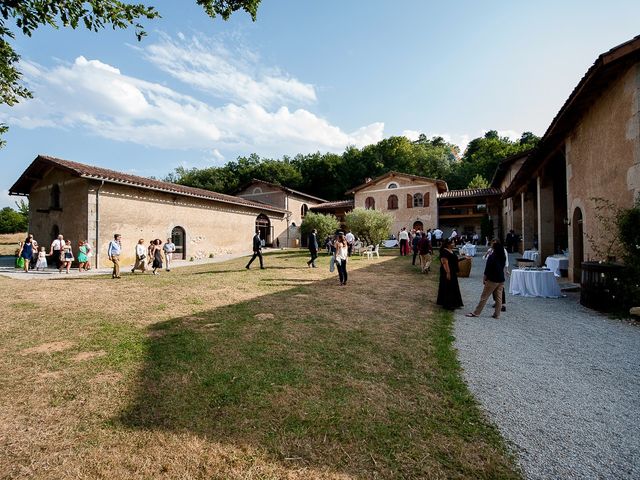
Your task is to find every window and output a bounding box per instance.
[387,194,398,210]
[387,182,399,189]
[301,204,308,217]
[252,187,263,194]
[50,184,61,209]
[365,197,375,210]
[413,193,424,208]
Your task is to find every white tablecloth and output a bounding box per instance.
[460,244,476,256]
[523,250,540,263]
[545,256,569,277]
[509,269,562,298]
[383,240,399,248]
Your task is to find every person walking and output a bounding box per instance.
[17,236,33,273]
[411,231,421,265]
[77,240,88,272]
[49,234,64,270]
[418,233,434,273]
[151,239,163,275]
[107,234,122,279]
[399,227,409,256]
[436,238,464,310]
[35,246,48,271]
[163,237,176,272]
[345,230,355,257]
[466,240,507,319]
[60,239,74,274]
[131,238,147,273]
[433,228,443,248]
[307,229,319,268]
[84,241,93,270]
[245,231,264,269]
[334,232,349,286]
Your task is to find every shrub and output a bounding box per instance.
[300,212,340,243]
[345,208,393,246]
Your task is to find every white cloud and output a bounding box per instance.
[401,130,421,141]
[143,34,317,107]
[1,50,383,155]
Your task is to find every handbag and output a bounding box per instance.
[16,257,25,268]
[329,255,335,272]
[139,254,146,260]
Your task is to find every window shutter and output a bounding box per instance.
[406,194,412,208]
[425,192,430,207]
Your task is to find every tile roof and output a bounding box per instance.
[346,171,448,195]
[237,179,327,203]
[10,155,287,214]
[310,199,354,210]
[438,187,502,199]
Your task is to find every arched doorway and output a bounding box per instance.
[572,207,584,281]
[256,214,271,247]
[413,221,424,231]
[171,226,186,260]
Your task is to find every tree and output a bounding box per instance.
[0,206,28,233]
[300,212,339,245]
[467,174,489,189]
[0,0,261,144]
[345,208,393,247]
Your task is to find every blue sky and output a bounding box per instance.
[1,0,639,207]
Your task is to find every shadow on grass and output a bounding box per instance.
[117,254,518,479]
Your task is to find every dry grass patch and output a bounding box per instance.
[0,232,25,255]
[0,250,520,479]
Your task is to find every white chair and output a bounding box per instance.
[363,244,379,259]
[353,240,363,255]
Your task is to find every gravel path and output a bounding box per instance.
[454,254,640,479]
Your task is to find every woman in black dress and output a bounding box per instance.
[152,239,163,275]
[437,238,464,310]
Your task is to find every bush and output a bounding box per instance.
[617,197,640,307]
[345,208,393,246]
[300,212,340,243]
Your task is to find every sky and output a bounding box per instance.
[1,0,639,208]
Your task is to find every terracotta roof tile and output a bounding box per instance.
[310,199,354,210]
[11,155,286,214]
[438,188,502,199]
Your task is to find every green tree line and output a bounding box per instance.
[168,130,539,200]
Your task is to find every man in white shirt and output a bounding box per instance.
[398,227,409,256]
[345,230,355,256]
[433,228,443,248]
[49,234,64,270]
[163,238,176,271]
[450,229,458,245]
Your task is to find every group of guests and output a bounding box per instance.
[436,238,509,319]
[16,233,93,274]
[108,234,176,279]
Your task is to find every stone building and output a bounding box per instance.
[437,187,502,240]
[235,179,326,247]
[500,35,640,281]
[9,155,287,268]
[345,172,447,235]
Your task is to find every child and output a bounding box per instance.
[36,246,48,271]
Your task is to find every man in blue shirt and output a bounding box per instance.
[107,234,122,279]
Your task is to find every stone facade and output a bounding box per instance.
[236,180,325,247]
[349,172,443,235]
[566,62,640,278]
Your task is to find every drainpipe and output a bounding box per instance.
[95,181,104,268]
[285,194,290,247]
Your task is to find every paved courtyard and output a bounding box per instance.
[454,254,640,479]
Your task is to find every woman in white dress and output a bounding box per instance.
[334,233,349,286]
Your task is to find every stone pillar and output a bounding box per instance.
[520,190,537,253]
[537,176,555,261]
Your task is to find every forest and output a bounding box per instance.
[167,130,539,200]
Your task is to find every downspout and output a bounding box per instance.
[95,181,104,268]
[285,194,290,247]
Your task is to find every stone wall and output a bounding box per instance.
[566,62,640,280]
[353,177,440,235]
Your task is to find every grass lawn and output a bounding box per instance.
[0,232,25,255]
[0,249,520,479]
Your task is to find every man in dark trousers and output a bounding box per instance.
[307,229,319,268]
[245,231,264,269]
